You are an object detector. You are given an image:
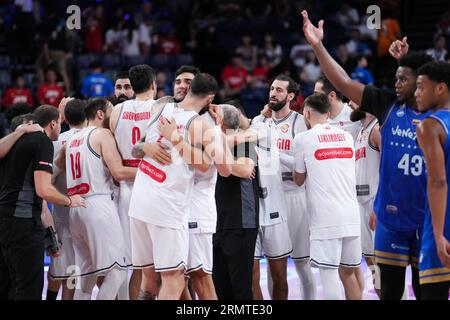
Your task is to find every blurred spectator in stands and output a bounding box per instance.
[188,0,218,48]
[2,74,34,109]
[336,3,359,27]
[346,28,371,57]
[245,0,272,20]
[275,0,292,19]
[377,15,401,58]
[8,0,36,65]
[1,103,33,137]
[445,53,450,63]
[437,10,450,37]
[299,52,321,96]
[158,29,181,55]
[351,55,374,85]
[357,13,378,42]
[260,34,283,68]
[335,44,354,74]
[290,37,311,69]
[426,35,448,61]
[249,55,271,89]
[156,71,172,95]
[37,68,64,107]
[104,21,124,54]
[235,35,258,71]
[35,8,71,91]
[80,61,114,98]
[121,19,145,57]
[156,88,168,99]
[84,5,104,53]
[291,94,305,114]
[217,0,243,20]
[220,54,249,100]
[138,17,153,57]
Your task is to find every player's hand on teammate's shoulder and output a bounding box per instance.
[260,104,272,118]
[17,123,44,134]
[208,104,223,126]
[57,97,74,122]
[301,10,324,47]
[389,36,409,60]
[435,234,450,268]
[69,194,87,208]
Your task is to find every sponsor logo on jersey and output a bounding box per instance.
[67,183,90,196]
[314,147,354,160]
[139,160,166,183]
[391,125,416,141]
[280,123,289,133]
[396,109,405,117]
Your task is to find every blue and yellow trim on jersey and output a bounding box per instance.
[419,267,450,285]
[375,250,418,268]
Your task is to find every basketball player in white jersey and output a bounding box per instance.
[294,93,362,300]
[258,75,317,300]
[314,76,363,141]
[48,99,87,300]
[114,71,135,104]
[173,65,200,103]
[55,98,137,300]
[109,64,159,300]
[315,77,365,299]
[350,103,381,297]
[251,99,293,300]
[128,73,232,300]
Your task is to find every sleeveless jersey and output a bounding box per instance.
[65,126,113,197]
[374,103,431,232]
[189,112,219,234]
[328,102,363,142]
[355,118,380,204]
[114,99,154,168]
[128,103,198,229]
[421,110,450,256]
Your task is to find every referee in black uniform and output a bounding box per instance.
[0,105,85,300]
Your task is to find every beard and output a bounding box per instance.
[117,94,128,103]
[268,97,287,112]
[349,109,366,122]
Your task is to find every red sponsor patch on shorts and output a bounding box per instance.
[67,183,90,196]
[139,160,166,183]
[314,147,354,160]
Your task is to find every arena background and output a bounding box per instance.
[0,0,448,300]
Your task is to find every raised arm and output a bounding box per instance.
[301,10,365,105]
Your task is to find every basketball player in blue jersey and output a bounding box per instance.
[415,61,450,300]
[302,10,433,299]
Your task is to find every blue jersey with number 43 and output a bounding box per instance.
[374,103,432,232]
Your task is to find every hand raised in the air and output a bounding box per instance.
[301,10,324,47]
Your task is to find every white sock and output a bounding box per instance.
[116,271,130,300]
[266,266,274,300]
[401,282,409,300]
[73,276,96,300]
[319,268,343,300]
[97,269,127,300]
[294,260,317,300]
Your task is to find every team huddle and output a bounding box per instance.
[1,11,449,301]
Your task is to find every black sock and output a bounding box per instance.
[46,290,58,300]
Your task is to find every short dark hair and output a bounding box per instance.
[190,73,218,97]
[304,93,331,115]
[33,105,60,127]
[316,76,343,100]
[174,65,200,78]
[398,51,434,75]
[129,64,156,94]
[418,61,450,89]
[115,70,130,82]
[10,113,34,131]
[85,98,111,121]
[274,74,300,98]
[65,99,87,126]
[4,103,32,122]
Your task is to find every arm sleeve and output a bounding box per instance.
[34,135,54,174]
[361,85,396,124]
[293,136,306,173]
